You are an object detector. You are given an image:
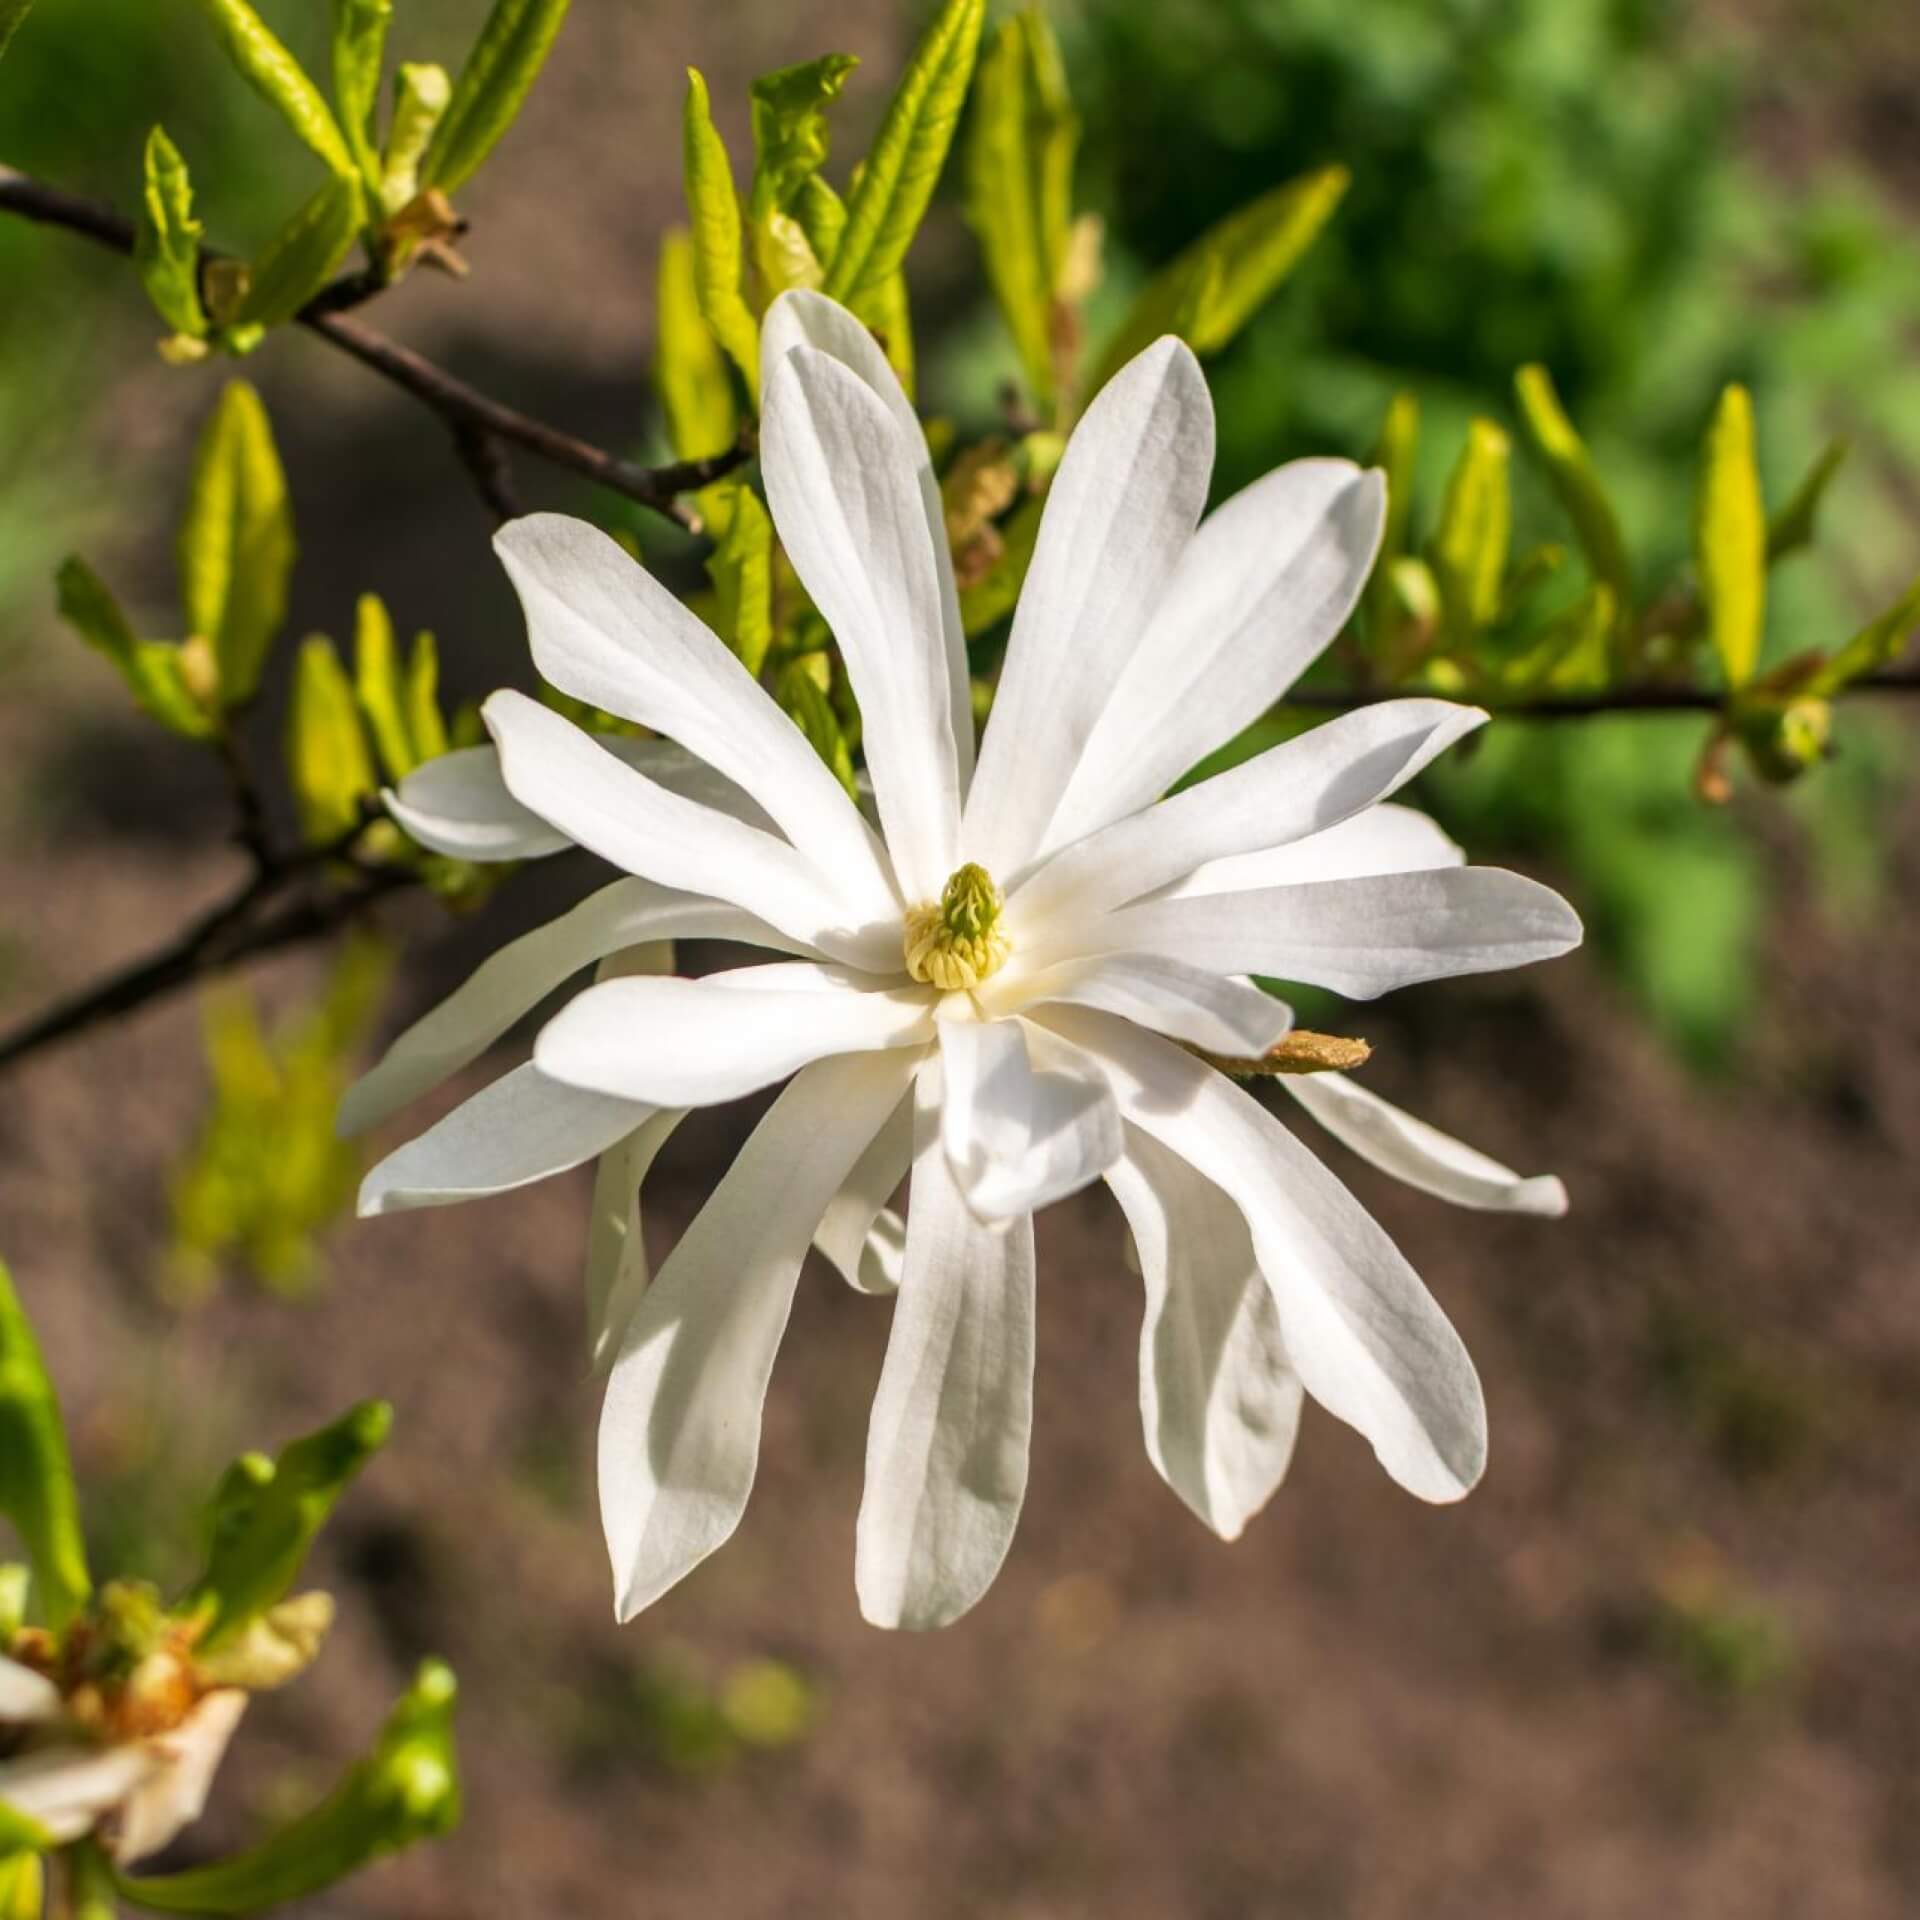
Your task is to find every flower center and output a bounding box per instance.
[904,863,1010,991]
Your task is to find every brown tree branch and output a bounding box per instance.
[1275,672,1920,717]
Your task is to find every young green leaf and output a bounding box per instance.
[135,128,208,344]
[747,54,858,298]
[824,0,986,305]
[1428,417,1511,641]
[190,0,357,178]
[381,63,453,215]
[778,658,857,798]
[56,558,218,740]
[705,485,774,678]
[231,173,366,331]
[1766,436,1848,566]
[958,493,1043,636]
[1695,383,1767,690]
[0,0,33,62]
[852,268,915,396]
[287,636,379,844]
[0,1854,45,1915]
[352,594,415,781]
[1512,364,1632,621]
[405,632,449,763]
[117,1659,459,1914]
[178,383,295,708]
[190,1401,392,1644]
[0,1259,90,1632]
[422,0,571,196]
[682,69,760,398]
[1091,165,1347,390]
[330,0,393,189]
[1809,571,1920,695]
[1365,390,1419,638]
[656,228,738,462]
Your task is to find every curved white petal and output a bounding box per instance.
[1079,866,1583,999]
[964,337,1215,878]
[857,1072,1036,1630]
[1106,1129,1303,1539]
[1039,1006,1486,1503]
[1173,801,1463,896]
[1044,461,1387,851]
[358,1062,652,1216]
[987,953,1292,1057]
[0,1656,59,1723]
[535,965,937,1107]
[340,878,803,1136]
[0,1743,159,1845]
[1011,700,1483,924]
[937,1016,1122,1221]
[112,1688,248,1868]
[493,514,898,919]
[1282,1072,1568,1216]
[585,1106,689,1373]
[485,690,898,970]
[761,346,962,900]
[599,1047,924,1621]
[763,291,973,786]
[815,1089,913,1295]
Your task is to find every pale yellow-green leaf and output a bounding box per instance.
[1810,571,1920,695]
[422,0,571,195]
[958,493,1042,636]
[1512,363,1632,621]
[656,227,738,462]
[824,0,986,304]
[191,0,357,177]
[56,556,218,739]
[851,269,915,397]
[1695,383,1767,690]
[288,636,378,845]
[777,658,856,798]
[1766,436,1848,566]
[1365,389,1418,638]
[352,593,416,781]
[405,631,449,763]
[682,68,760,400]
[136,126,208,342]
[232,173,365,330]
[1427,417,1511,641]
[331,0,393,188]
[747,54,857,302]
[705,485,774,678]
[0,1855,43,1918]
[380,63,452,215]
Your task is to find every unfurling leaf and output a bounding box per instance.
[179,383,295,707]
[1512,364,1632,622]
[135,128,208,345]
[422,0,571,196]
[747,54,858,300]
[231,173,366,330]
[1695,383,1767,690]
[1091,165,1347,391]
[682,69,760,399]
[353,594,415,781]
[190,0,357,178]
[1428,418,1511,642]
[55,558,217,740]
[0,1260,90,1631]
[1766,436,1848,565]
[287,637,378,845]
[117,1659,459,1914]
[656,228,738,462]
[380,63,453,216]
[330,0,393,188]
[1810,571,1920,694]
[777,658,857,798]
[191,1402,392,1645]
[824,0,986,305]
[705,485,774,678]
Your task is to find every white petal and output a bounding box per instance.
[340,878,803,1136]
[761,346,962,899]
[485,690,897,969]
[1038,1006,1485,1503]
[599,1047,924,1620]
[1105,1129,1303,1539]
[536,965,936,1107]
[1282,1073,1568,1216]
[763,292,973,786]
[985,952,1293,1058]
[585,1106,689,1373]
[1010,700,1483,924]
[1044,461,1387,851]
[0,1742,157,1844]
[963,338,1214,879]
[1173,801,1464,895]
[111,1689,248,1868]
[856,1072,1035,1630]
[814,1089,913,1294]
[358,1062,652,1216]
[493,514,898,919]
[937,1016,1122,1221]
[0,1657,59,1724]
[1080,865,1583,999]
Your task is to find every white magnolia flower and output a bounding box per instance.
[349,291,1581,1631]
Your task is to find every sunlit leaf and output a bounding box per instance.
[421,0,571,196]
[0,1259,90,1632]
[0,0,33,62]
[747,54,858,300]
[380,63,452,215]
[850,268,915,396]
[1428,417,1511,642]
[135,127,208,344]
[352,593,415,782]
[231,173,366,331]
[330,0,393,189]
[682,68,760,399]
[1810,571,1920,694]
[1364,389,1418,640]
[705,485,774,678]
[958,492,1042,636]
[1695,383,1766,690]
[190,0,357,177]
[1766,436,1848,566]
[656,227,738,462]
[287,636,378,845]
[55,558,217,740]
[0,1854,44,1914]
[1512,364,1632,624]
[777,657,857,798]
[405,631,449,763]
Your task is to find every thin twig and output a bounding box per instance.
[451,420,524,526]
[1273,672,1920,718]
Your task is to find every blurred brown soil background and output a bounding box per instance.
[4,3,1920,1915]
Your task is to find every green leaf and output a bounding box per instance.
[1810,571,1920,694]
[851,268,915,396]
[352,594,415,782]
[682,69,761,400]
[1365,390,1419,638]
[1427,417,1511,641]
[964,9,1079,409]
[1766,436,1848,566]
[777,658,857,799]
[56,558,218,740]
[1695,383,1767,691]
[231,172,366,330]
[747,54,858,300]
[1512,364,1632,621]
[405,631,449,763]
[958,492,1043,636]
[330,0,393,189]
[655,228,738,463]
[823,0,986,305]
[704,485,774,678]
[190,0,357,177]
[0,1853,44,1913]
[178,383,295,708]
[0,1,33,62]
[1091,165,1347,390]
[0,1259,90,1632]
[135,128,208,343]
[794,173,847,268]
[422,0,571,196]
[286,636,379,845]
[190,1400,391,1644]
[380,63,452,215]
[119,1659,459,1915]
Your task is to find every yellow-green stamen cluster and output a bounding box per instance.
[904,863,1010,992]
